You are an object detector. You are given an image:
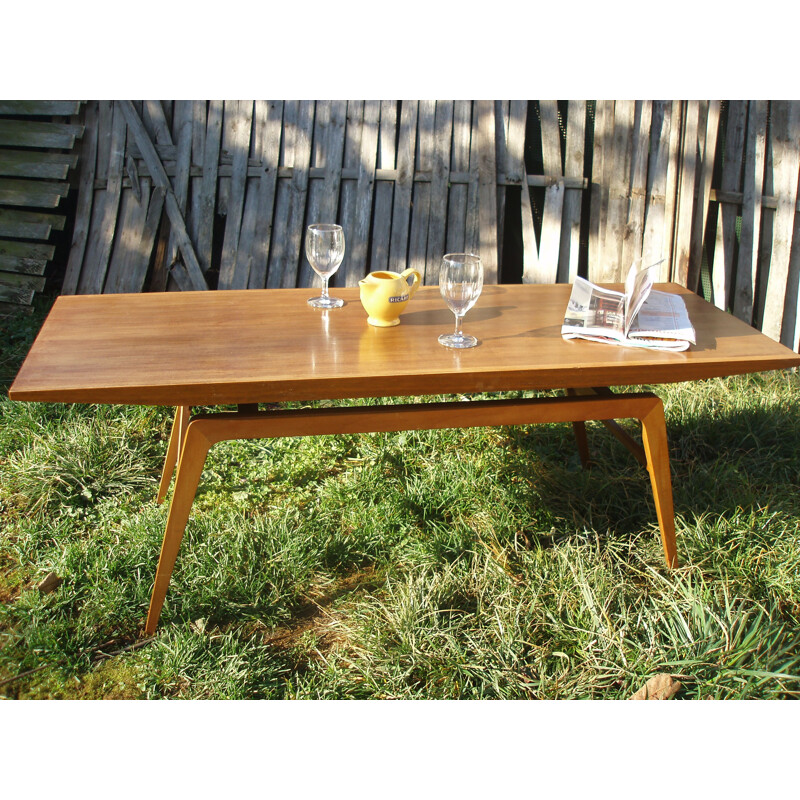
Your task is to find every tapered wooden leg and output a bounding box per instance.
[157,406,190,504]
[639,398,679,568]
[145,420,212,634]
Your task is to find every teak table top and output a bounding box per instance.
[10,284,800,407]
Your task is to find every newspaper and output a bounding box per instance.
[561,259,696,351]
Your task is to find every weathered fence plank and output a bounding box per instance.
[62,101,98,295]
[196,99,223,277]
[447,101,472,257]
[601,100,635,281]
[388,101,418,273]
[641,101,670,274]
[510,101,538,284]
[188,100,207,262]
[249,100,284,290]
[218,100,254,290]
[620,101,652,272]
[0,101,81,116]
[661,100,683,282]
[231,101,268,291]
[733,100,768,324]
[283,100,315,289]
[408,100,435,283]
[588,100,612,283]
[0,119,83,150]
[370,100,397,272]
[672,100,701,287]
[0,150,77,180]
[560,100,586,283]
[495,100,510,267]
[348,100,380,287]
[77,101,126,294]
[535,101,565,284]
[762,101,800,343]
[425,101,454,282]
[0,241,54,275]
[104,175,152,293]
[0,209,58,240]
[332,100,364,290]
[711,100,747,310]
[687,101,720,293]
[473,99,498,283]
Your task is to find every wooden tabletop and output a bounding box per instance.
[9,284,800,406]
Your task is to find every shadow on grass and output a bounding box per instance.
[496,422,656,543]
[492,396,800,554]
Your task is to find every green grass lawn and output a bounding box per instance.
[2,298,799,699]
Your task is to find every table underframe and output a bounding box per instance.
[145,388,677,634]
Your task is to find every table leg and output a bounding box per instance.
[639,397,678,568]
[145,417,213,635]
[156,405,190,504]
[567,389,677,565]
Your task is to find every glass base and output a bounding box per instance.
[308,295,344,309]
[438,332,478,349]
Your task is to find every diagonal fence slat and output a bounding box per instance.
[117,100,207,291]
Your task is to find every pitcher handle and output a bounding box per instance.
[401,268,422,298]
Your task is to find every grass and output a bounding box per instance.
[1,298,799,699]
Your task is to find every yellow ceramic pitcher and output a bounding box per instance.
[358,268,422,327]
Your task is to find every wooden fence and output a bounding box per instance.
[43,101,800,352]
[0,101,83,313]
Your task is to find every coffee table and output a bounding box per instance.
[10,284,800,633]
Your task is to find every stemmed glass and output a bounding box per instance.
[306,224,345,309]
[438,253,484,348]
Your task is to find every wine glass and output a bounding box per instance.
[306,224,345,309]
[438,253,483,348]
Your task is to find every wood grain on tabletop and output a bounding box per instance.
[9,284,800,407]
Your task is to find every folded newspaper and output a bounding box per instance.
[561,260,696,351]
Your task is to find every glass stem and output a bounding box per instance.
[321,277,330,301]
[454,313,463,338]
